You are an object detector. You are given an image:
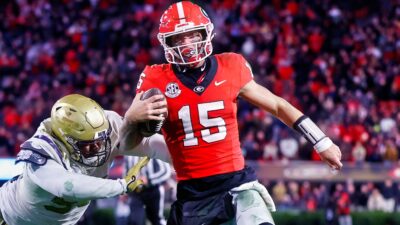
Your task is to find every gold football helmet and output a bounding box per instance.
[51,94,111,167]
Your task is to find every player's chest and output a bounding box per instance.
[161,80,236,128]
[160,67,233,107]
[152,63,237,125]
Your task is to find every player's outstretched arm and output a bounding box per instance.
[27,160,129,201]
[240,80,342,170]
[28,158,151,202]
[125,134,172,163]
[119,92,168,151]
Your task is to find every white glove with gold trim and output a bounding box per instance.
[230,180,276,212]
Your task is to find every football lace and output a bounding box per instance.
[155,117,165,132]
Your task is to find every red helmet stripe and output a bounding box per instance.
[176,2,186,24]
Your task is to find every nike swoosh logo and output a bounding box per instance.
[215,80,226,86]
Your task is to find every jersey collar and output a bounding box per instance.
[172,56,218,95]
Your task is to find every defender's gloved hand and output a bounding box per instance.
[124,157,150,192]
[230,180,276,212]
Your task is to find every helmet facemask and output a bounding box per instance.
[158,23,214,65]
[65,128,111,167]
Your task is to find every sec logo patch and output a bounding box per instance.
[165,82,181,98]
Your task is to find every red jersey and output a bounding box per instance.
[136,53,253,180]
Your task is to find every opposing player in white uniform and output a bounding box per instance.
[0,93,169,225]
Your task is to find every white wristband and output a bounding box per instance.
[293,115,333,153]
[314,137,333,153]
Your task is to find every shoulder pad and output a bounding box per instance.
[16,149,48,166]
[20,140,52,158]
[17,137,54,166]
[145,63,171,74]
[217,52,243,62]
[17,136,68,169]
[105,110,123,121]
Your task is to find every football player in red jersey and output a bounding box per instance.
[121,1,342,225]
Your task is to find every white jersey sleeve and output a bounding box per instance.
[105,110,172,163]
[122,134,172,163]
[104,110,124,152]
[27,159,126,201]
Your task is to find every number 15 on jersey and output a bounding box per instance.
[178,101,227,147]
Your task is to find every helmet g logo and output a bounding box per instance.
[193,86,204,93]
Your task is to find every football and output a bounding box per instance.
[138,88,167,137]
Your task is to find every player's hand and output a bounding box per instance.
[124,92,168,123]
[318,144,343,170]
[124,157,150,192]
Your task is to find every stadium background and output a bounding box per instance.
[0,0,399,224]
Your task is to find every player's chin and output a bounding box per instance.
[180,57,203,67]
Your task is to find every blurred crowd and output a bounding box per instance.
[267,178,400,224]
[0,0,399,163]
[269,179,400,212]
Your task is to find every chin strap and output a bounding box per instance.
[174,58,209,79]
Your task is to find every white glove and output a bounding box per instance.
[230,180,276,212]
